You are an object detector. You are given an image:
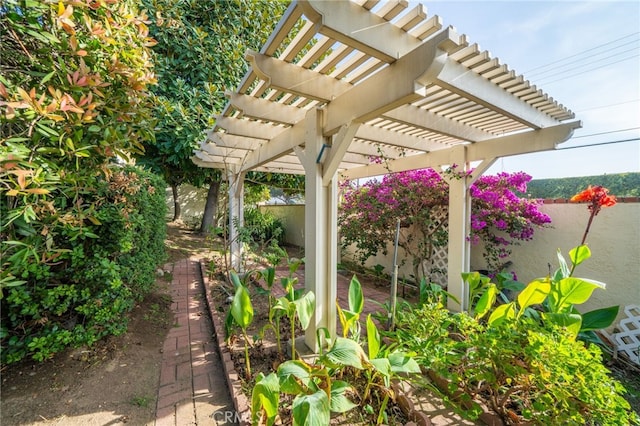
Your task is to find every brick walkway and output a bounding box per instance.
[155,257,236,426]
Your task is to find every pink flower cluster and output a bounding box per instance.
[339,168,550,274]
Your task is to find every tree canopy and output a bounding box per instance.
[138,0,303,226]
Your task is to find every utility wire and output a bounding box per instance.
[527,39,640,79]
[575,99,640,113]
[573,127,640,139]
[524,32,639,74]
[529,47,639,82]
[535,54,640,86]
[558,138,640,150]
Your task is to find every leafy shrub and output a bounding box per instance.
[1,166,167,365]
[242,208,284,246]
[391,300,634,425]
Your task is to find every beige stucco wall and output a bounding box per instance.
[259,204,306,248]
[167,191,639,325]
[165,184,208,223]
[470,201,640,325]
[261,202,639,327]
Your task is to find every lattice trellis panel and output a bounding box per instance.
[423,206,449,288]
[603,305,640,366]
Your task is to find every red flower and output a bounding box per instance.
[570,185,617,245]
[570,185,617,214]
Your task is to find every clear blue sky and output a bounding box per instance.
[411,0,640,179]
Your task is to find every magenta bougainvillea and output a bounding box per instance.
[339,168,550,282]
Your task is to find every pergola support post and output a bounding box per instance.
[296,108,338,352]
[227,169,245,272]
[446,146,471,312]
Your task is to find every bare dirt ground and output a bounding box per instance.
[0,223,204,426]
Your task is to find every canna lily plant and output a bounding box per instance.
[485,185,619,340]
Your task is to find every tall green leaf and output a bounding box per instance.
[551,277,601,312]
[230,285,253,328]
[292,390,330,426]
[366,314,380,359]
[488,302,516,327]
[348,275,364,314]
[474,283,497,319]
[517,280,551,312]
[569,245,591,267]
[293,291,316,330]
[251,372,280,426]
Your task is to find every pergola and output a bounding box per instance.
[193,0,581,351]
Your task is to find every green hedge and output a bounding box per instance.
[1,166,167,365]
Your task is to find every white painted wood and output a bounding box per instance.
[227,170,245,272]
[297,108,338,351]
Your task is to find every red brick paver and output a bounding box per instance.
[155,257,237,426]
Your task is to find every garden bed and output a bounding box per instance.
[200,259,457,426]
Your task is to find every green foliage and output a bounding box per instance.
[527,173,640,198]
[336,275,364,340]
[228,272,255,378]
[486,245,618,340]
[1,167,167,365]
[0,1,162,365]
[392,302,633,425]
[389,247,630,425]
[242,208,285,246]
[137,0,297,196]
[1,0,156,167]
[252,290,420,426]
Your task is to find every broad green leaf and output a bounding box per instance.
[461,271,481,290]
[371,358,391,385]
[348,275,363,314]
[553,277,601,310]
[517,280,551,312]
[230,285,253,328]
[488,302,516,327]
[324,337,366,369]
[278,360,313,392]
[580,305,619,331]
[292,390,330,426]
[474,284,497,319]
[501,279,525,292]
[366,314,380,359]
[251,372,279,426]
[294,291,315,330]
[544,312,582,338]
[569,245,591,267]
[330,380,358,413]
[388,352,421,374]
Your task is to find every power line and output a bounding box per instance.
[575,99,640,113]
[529,47,639,82]
[535,54,640,86]
[524,32,639,74]
[527,39,640,79]
[558,138,640,150]
[573,127,640,139]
